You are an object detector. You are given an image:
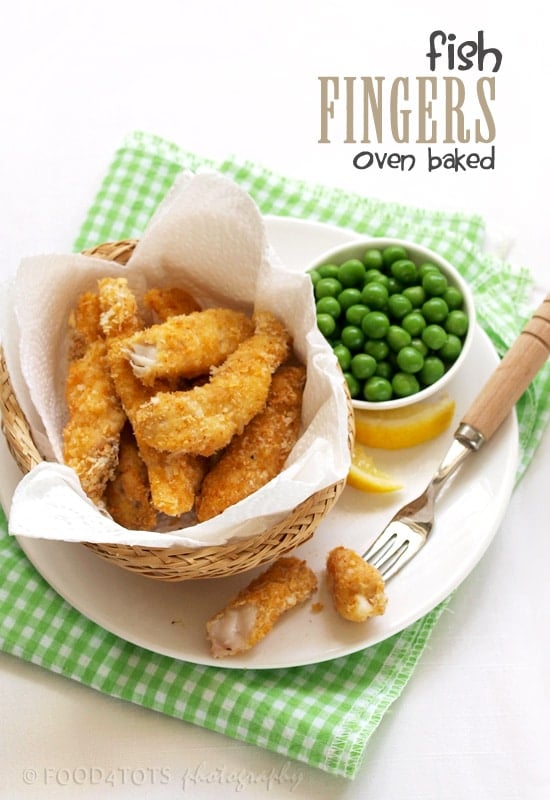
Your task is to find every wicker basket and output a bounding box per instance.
[0,240,354,581]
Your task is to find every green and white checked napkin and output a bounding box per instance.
[1,131,549,779]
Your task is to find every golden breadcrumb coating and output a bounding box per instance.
[143,443,206,517]
[196,363,306,521]
[326,546,387,622]
[62,340,126,503]
[64,282,297,524]
[68,291,102,359]
[105,335,203,515]
[98,280,153,422]
[143,286,201,321]
[104,424,157,530]
[104,336,154,416]
[134,311,291,457]
[98,277,205,517]
[206,556,318,657]
[125,307,254,386]
[97,277,142,339]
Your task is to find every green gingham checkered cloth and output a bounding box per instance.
[1,131,549,779]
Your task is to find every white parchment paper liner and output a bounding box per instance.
[2,170,351,547]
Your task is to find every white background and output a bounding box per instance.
[1,1,548,798]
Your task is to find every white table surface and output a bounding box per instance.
[1,2,548,798]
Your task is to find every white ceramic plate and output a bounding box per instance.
[0,216,519,670]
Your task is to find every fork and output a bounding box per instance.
[363,292,550,580]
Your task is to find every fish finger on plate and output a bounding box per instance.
[125,307,254,386]
[326,546,387,622]
[196,363,306,521]
[143,286,201,321]
[134,310,292,457]
[206,557,318,657]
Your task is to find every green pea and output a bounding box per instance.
[390,259,418,286]
[361,281,389,310]
[317,313,336,338]
[418,262,440,278]
[387,293,413,320]
[345,303,370,326]
[333,343,352,371]
[363,376,393,402]
[382,245,408,267]
[364,268,387,284]
[402,285,426,308]
[341,325,366,351]
[315,277,343,299]
[338,287,363,311]
[392,372,420,397]
[422,297,449,323]
[420,356,445,385]
[396,345,425,374]
[439,333,462,362]
[351,353,377,380]
[422,324,448,350]
[364,339,390,361]
[443,286,464,310]
[375,360,393,380]
[410,337,429,357]
[402,310,427,337]
[387,324,412,352]
[386,277,403,295]
[308,268,322,286]
[317,263,340,278]
[445,310,469,336]
[338,259,366,287]
[361,311,390,339]
[316,296,341,318]
[344,372,361,398]
[422,270,448,297]
[363,248,384,269]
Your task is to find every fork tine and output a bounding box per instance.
[362,521,426,580]
[362,529,400,566]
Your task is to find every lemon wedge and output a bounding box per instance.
[354,393,456,450]
[347,443,403,493]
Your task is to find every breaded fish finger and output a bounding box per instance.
[125,308,254,386]
[99,277,205,517]
[104,424,157,530]
[107,339,206,515]
[135,311,291,457]
[326,546,387,622]
[206,557,318,657]
[143,286,201,321]
[196,364,306,521]
[141,442,206,517]
[63,340,126,503]
[98,277,142,339]
[68,291,102,359]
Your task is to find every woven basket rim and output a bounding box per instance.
[0,240,355,580]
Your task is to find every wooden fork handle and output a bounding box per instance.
[460,293,550,444]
